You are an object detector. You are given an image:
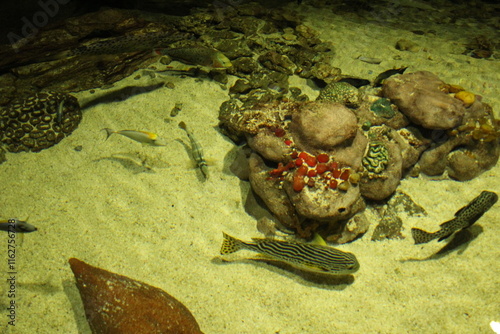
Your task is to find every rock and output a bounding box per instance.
[418,137,464,176]
[326,212,370,244]
[247,129,291,162]
[395,39,421,52]
[446,150,484,181]
[391,128,431,170]
[290,101,358,150]
[355,98,409,130]
[248,153,301,230]
[284,175,364,222]
[371,191,426,240]
[68,258,203,334]
[371,211,403,241]
[310,62,342,84]
[258,51,296,75]
[382,71,466,130]
[329,130,368,170]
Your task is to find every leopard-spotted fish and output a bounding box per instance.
[411,191,498,244]
[50,32,189,59]
[157,47,232,68]
[220,232,360,275]
[178,121,208,180]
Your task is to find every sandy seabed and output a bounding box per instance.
[1,3,499,334]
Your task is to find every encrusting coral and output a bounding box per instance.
[221,70,499,241]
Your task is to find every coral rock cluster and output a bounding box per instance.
[221,70,499,241]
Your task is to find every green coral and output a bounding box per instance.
[370,98,395,118]
[362,141,389,174]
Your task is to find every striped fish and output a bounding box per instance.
[411,190,498,244]
[220,232,359,275]
[179,121,209,180]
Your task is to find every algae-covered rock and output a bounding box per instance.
[290,101,358,150]
[382,71,465,130]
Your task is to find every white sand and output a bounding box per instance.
[1,3,499,334]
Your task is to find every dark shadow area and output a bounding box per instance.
[80,83,165,110]
[93,153,157,174]
[212,256,356,289]
[401,225,483,262]
[63,279,92,334]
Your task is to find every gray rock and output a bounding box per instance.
[382,71,465,130]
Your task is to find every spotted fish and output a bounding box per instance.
[157,47,232,68]
[178,121,208,180]
[220,232,360,275]
[50,32,189,59]
[411,191,498,244]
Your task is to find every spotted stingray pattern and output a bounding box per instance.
[0,92,81,152]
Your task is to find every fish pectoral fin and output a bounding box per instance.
[310,233,327,246]
[437,232,454,242]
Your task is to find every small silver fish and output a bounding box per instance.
[411,191,498,244]
[0,218,37,233]
[179,121,209,180]
[220,232,360,275]
[103,128,167,146]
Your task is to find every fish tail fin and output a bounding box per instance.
[102,128,115,140]
[178,121,187,131]
[220,232,244,255]
[411,228,436,245]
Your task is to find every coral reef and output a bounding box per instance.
[69,258,203,334]
[221,70,499,240]
[0,91,81,152]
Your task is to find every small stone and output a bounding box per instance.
[395,39,420,52]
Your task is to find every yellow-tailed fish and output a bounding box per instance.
[102,128,167,146]
[158,47,232,68]
[178,121,209,180]
[220,232,359,275]
[411,190,498,244]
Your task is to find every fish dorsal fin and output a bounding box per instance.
[454,205,467,217]
[439,218,455,227]
[310,233,327,246]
